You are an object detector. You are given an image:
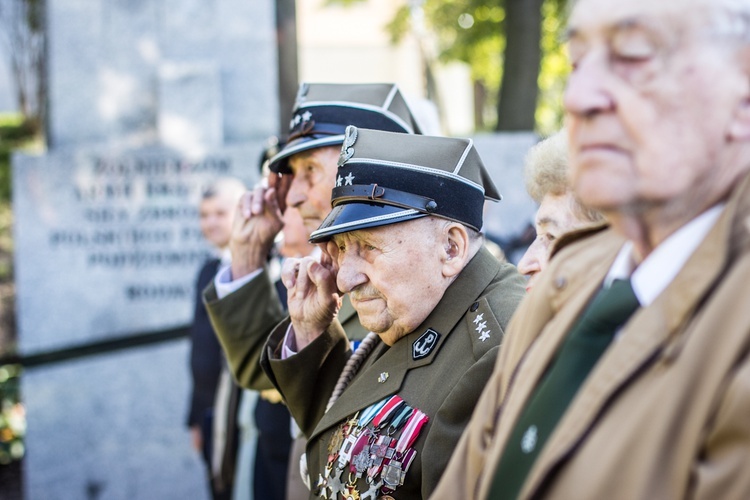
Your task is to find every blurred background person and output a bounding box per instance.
[186,177,246,500]
[517,131,603,292]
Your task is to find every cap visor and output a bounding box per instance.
[268,134,345,173]
[309,203,427,243]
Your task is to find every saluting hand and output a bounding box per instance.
[282,253,342,350]
[229,182,285,279]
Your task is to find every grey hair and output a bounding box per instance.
[523,130,603,224]
[524,131,569,204]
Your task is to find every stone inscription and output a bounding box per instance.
[62,155,230,303]
[13,148,255,352]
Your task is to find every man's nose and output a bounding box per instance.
[336,251,367,294]
[517,241,543,278]
[564,53,614,118]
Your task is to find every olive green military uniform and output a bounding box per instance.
[261,247,525,498]
[204,270,368,391]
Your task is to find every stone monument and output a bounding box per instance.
[13,1,279,498]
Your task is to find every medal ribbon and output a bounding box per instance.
[386,405,413,434]
[367,404,410,479]
[395,409,429,454]
[371,395,405,428]
[358,399,387,427]
[401,448,417,474]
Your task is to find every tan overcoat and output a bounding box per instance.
[432,172,750,499]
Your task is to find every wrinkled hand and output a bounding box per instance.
[282,254,341,350]
[229,184,284,279]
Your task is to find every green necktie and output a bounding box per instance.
[487,278,640,500]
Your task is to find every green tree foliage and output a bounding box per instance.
[327,0,570,134]
[0,0,46,131]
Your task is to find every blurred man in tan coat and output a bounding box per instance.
[433,0,750,498]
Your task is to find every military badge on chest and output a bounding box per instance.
[315,394,429,499]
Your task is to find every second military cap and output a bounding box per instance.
[309,127,501,243]
[268,83,422,174]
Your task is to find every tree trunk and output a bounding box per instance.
[276,0,299,134]
[495,0,544,131]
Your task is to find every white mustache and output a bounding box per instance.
[350,286,382,302]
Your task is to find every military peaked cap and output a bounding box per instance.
[309,126,501,243]
[268,83,422,173]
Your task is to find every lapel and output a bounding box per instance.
[520,176,750,498]
[310,247,500,442]
[494,234,621,460]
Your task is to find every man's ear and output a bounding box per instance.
[442,223,470,278]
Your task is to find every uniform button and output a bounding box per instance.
[554,277,567,289]
[470,301,479,312]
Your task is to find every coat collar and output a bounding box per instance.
[310,246,501,441]
[520,170,750,498]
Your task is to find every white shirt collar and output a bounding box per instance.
[219,247,232,267]
[604,204,725,306]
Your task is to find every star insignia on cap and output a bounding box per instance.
[302,110,312,122]
[344,172,355,186]
[294,114,302,125]
[336,175,343,187]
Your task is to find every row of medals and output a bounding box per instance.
[315,395,427,500]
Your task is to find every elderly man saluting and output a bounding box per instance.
[433,0,750,499]
[260,127,525,499]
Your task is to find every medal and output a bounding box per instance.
[367,435,396,479]
[328,425,346,455]
[338,427,361,469]
[381,460,405,489]
[360,478,383,500]
[315,464,334,499]
[381,410,429,494]
[327,467,346,498]
[343,483,360,500]
[315,474,329,499]
[352,447,375,477]
[347,429,373,477]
